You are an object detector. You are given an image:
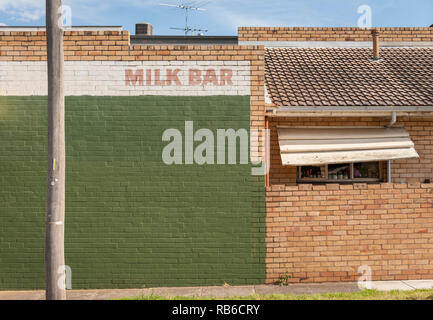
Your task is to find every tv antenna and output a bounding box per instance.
[160,2,208,36]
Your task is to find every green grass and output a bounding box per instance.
[123,289,433,300]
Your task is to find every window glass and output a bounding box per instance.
[327,164,351,180]
[300,166,325,179]
[297,162,382,183]
[354,162,380,179]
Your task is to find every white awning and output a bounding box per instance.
[278,127,419,166]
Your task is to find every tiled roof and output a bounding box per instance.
[265,48,433,107]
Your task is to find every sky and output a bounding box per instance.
[0,0,432,35]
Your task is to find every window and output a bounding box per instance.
[353,162,380,180]
[299,165,326,180]
[297,161,383,183]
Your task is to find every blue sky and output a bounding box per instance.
[0,0,432,35]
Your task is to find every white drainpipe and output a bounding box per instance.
[386,111,397,128]
[386,112,397,182]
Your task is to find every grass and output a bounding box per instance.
[123,289,433,300]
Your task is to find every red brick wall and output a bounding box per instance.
[239,27,433,42]
[269,117,433,185]
[266,182,433,283]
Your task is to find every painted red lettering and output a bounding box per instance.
[166,69,182,86]
[203,69,218,86]
[189,69,202,85]
[146,69,152,86]
[125,69,144,86]
[220,69,233,86]
[154,69,164,86]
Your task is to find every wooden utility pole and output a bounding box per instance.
[45,0,66,300]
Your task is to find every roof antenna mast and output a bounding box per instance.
[160,2,208,36]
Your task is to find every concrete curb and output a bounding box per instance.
[1,280,433,300]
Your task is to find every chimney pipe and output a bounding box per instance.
[136,23,153,36]
[371,29,380,60]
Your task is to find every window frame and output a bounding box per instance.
[297,161,384,184]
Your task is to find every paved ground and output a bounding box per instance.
[1,280,433,300]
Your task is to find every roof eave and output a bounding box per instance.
[267,106,433,118]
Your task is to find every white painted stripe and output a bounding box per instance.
[46,221,63,226]
[0,61,251,96]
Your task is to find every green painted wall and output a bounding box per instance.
[0,96,266,290]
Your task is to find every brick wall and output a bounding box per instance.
[0,30,268,289]
[0,96,266,290]
[269,117,433,185]
[266,183,433,283]
[0,30,130,61]
[0,30,266,160]
[239,27,433,42]
[392,118,433,183]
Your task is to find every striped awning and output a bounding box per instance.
[278,127,419,166]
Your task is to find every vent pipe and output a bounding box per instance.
[371,29,380,60]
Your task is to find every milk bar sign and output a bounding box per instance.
[125,68,234,87]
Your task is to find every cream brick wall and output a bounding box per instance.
[0,61,250,96]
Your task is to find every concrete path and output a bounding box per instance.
[369,280,433,291]
[1,280,433,300]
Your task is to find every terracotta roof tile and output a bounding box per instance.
[265,48,433,107]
